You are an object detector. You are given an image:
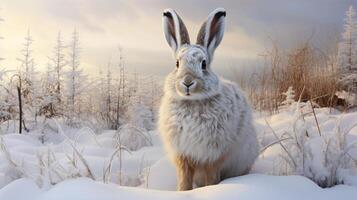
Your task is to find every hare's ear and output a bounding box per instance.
[163,9,190,55]
[196,8,226,61]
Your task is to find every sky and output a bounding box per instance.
[0,0,356,79]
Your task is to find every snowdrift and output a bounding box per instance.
[1,174,357,200]
[0,106,357,199]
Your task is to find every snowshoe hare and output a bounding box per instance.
[159,8,259,191]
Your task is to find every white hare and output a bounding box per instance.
[159,8,259,191]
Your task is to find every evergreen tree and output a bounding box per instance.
[338,5,357,72]
[17,30,41,121]
[338,5,357,96]
[65,29,86,124]
[49,32,67,116]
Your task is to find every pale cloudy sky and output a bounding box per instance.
[0,0,356,78]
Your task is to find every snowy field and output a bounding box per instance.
[1,1,357,199]
[0,104,357,199]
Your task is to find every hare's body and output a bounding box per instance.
[159,8,259,190]
[159,79,258,186]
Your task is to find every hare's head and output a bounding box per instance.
[163,8,226,100]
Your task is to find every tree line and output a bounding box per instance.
[0,25,161,133]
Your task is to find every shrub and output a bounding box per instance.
[264,100,357,188]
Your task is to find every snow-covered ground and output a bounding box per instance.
[1,175,357,200]
[0,105,357,199]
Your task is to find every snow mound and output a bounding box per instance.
[1,107,357,198]
[0,174,356,200]
[145,156,177,190]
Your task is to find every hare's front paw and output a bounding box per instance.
[176,155,194,191]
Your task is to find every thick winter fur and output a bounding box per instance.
[159,8,259,191]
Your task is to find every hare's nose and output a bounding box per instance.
[182,75,195,88]
[183,82,194,88]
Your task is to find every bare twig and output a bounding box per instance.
[53,119,95,180]
[260,136,293,154]
[309,100,322,136]
[103,145,131,183]
[265,119,297,168]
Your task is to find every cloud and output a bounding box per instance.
[0,0,356,80]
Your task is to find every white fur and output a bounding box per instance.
[159,78,259,177]
[159,8,259,179]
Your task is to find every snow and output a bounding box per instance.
[0,107,357,199]
[145,157,177,190]
[0,179,40,200]
[255,105,357,187]
[0,175,356,200]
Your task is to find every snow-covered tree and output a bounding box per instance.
[65,29,86,124]
[115,46,128,129]
[338,5,357,72]
[101,59,118,128]
[48,32,67,116]
[38,63,57,117]
[0,11,15,123]
[337,5,357,105]
[0,11,9,121]
[127,103,154,131]
[16,30,42,121]
[17,30,35,85]
[281,86,295,110]
[104,60,114,126]
[94,59,116,128]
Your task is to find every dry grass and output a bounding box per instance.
[236,40,341,113]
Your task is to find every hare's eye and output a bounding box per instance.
[201,60,207,70]
[176,60,179,68]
